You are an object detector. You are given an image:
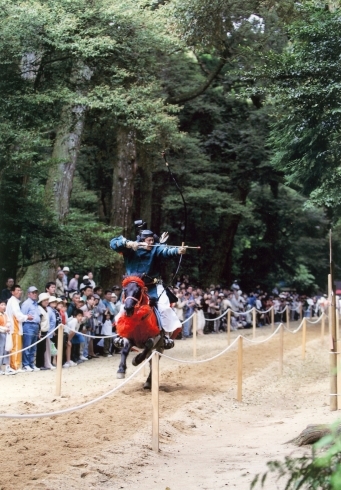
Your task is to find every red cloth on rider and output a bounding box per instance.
[116,305,160,347]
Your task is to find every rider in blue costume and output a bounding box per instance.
[110,232,184,301]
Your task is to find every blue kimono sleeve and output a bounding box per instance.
[110,235,127,252]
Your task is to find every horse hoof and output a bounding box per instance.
[116,372,125,379]
[132,354,143,366]
[143,381,151,390]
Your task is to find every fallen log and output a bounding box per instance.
[287,424,341,446]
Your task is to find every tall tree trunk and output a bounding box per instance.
[205,186,249,285]
[135,147,153,227]
[46,105,87,221]
[110,127,137,233]
[107,127,138,287]
[18,105,87,292]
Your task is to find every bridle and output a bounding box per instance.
[122,277,148,309]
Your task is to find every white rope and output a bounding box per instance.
[78,331,119,339]
[180,311,196,324]
[283,318,304,334]
[159,336,240,364]
[0,353,154,418]
[253,306,273,314]
[240,324,282,343]
[202,308,230,322]
[0,325,60,359]
[306,313,324,324]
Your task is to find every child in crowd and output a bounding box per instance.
[101,310,113,357]
[63,309,84,368]
[0,299,16,375]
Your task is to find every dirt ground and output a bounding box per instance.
[0,321,338,490]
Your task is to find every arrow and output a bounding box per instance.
[141,244,201,249]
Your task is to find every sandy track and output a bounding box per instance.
[0,321,336,490]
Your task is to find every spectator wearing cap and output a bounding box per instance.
[20,286,41,372]
[62,266,70,289]
[55,271,65,298]
[110,293,120,317]
[36,293,50,369]
[6,284,34,372]
[87,272,96,289]
[1,277,14,302]
[68,273,80,293]
[79,275,91,292]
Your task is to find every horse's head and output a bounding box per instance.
[122,276,146,317]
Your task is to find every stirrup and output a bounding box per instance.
[113,335,124,348]
[163,337,174,350]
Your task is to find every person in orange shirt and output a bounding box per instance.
[0,299,17,375]
[5,285,33,372]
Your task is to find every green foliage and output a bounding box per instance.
[251,423,341,490]
[260,4,341,209]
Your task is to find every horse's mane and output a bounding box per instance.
[122,275,145,289]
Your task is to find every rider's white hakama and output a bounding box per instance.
[156,284,181,333]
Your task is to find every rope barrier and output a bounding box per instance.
[0,353,154,418]
[0,316,322,419]
[0,325,60,359]
[240,324,282,344]
[283,318,304,333]
[159,336,240,364]
[306,313,324,324]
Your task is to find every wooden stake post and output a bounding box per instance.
[237,336,243,402]
[152,352,159,452]
[279,324,284,376]
[329,232,338,411]
[302,317,307,361]
[192,312,197,359]
[271,306,274,332]
[252,308,256,339]
[55,324,64,396]
[227,309,231,345]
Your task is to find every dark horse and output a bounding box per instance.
[114,275,173,389]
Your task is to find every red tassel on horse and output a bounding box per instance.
[116,304,160,348]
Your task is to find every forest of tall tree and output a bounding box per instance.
[1,0,341,293]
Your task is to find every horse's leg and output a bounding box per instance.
[117,338,132,379]
[143,335,165,390]
[131,334,161,366]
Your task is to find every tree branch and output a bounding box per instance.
[166,52,228,105]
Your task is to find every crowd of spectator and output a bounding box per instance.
[0,270,331,375]
[0,270,121,375]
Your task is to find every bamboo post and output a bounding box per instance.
[329,231,338,411]
[302,317,307,360]
[337,339,341,410]
[55,324,64,396]
[279,324,284,376]
[237,336,243,402]
[252,308,256,339]
[337,310,340,341]
[152,352,159,452]
[271,306,274,332]
[321,313,325,343]
[286,304,290,331]
[227,309,231,345]
[192,312,197,359]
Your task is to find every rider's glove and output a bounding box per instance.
[178,246,186,255]
[126,240,140,251]
[159,232,169,243]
